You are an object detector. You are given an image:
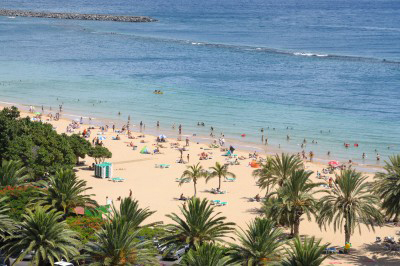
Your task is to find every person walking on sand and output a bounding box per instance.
[187,153,190,162]
[129,189,132,197]
[186,137,189,146]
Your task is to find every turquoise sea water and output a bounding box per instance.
[0,0,399,166]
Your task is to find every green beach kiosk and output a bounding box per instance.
[94,162,113,179]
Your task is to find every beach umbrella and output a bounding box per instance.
[73,118,80,122]
[159,134,167,139]
[98,136,106,141]
[328,160,340,167]
[34,112,41,115]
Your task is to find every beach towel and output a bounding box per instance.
[223,150,232,156]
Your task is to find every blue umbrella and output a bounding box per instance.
[98,136,106,140]
[159,134,167,139]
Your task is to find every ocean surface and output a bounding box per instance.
[0,0,399,167]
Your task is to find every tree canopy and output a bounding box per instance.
[0,107,76,177]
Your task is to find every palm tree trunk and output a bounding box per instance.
[218,176,221,190]
[293,220,300,237]
[344,224,350,243]
[194,181,197,197]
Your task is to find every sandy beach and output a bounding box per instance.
[3,104,400,265]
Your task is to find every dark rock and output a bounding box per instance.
[0,9,157,22]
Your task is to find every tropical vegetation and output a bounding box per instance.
[207,162,236,190]
[229,218,285,264]
[281,236,330,266]
[162,197,235,250]
[179,163,207,196]
[373,155,400,221]
[317,169,383,243]
[2,206,80,265]
[263,169,321,237]
[0,159,31,188]
[37,168,98,217]
[180,243,233,266]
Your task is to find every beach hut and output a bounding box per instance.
[95,162,113,178]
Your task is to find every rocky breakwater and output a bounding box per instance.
[0,9,157,22]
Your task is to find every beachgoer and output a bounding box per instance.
[255,194,261,202]
[129,189,132,197]
[157,121,160,128]
[187,154,190,162]
[362,152,366,159]
[186,137,189,146]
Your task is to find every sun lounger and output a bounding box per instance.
[110,177,125,182]
[219,202,227,206]
[225,177,236,182]
[211,200,220,205]
[176,178,189,183]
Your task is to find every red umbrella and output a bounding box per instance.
[328,160,340,167]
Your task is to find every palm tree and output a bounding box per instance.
[111,197,156,230]
[38,168,98,217]
[86,218,158,265]
[317,169,383,244]
[270,153,303,187]
[0,197,14,240]
[229,218,285,265]
[373,154,400,220]
[207,162,236,190]
[0,160,30,188]
[263,169,321,237]
[162,197,235,250]
[180,243,234,266]
[253,157,274,195]
[3,206,80,265]
[179,163,207,196]
[281,236,330,266]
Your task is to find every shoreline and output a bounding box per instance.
[0,9,157,22]
[0,101,384,173]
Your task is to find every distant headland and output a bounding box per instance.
[0,9,157,22]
